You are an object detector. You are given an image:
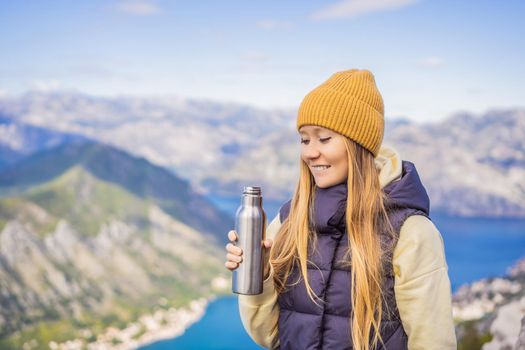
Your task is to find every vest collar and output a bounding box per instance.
[312,182,347,234]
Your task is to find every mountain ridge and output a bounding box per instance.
[0,140,233,242]
[0,93,523,218]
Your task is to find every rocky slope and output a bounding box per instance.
[0,143,232,349]
[454,257,525,349]
[385,110,525,218]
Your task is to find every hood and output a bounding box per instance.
[280,146,430,231]
[377,146,430,215]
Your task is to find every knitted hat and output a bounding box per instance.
[297,69,384,157]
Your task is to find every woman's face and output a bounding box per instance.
[299,125,348,188]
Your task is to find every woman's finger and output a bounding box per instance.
[228,230,238,242]
[225,261,239,270]
[263,238,273,249]
[227,253,243,263]
[226,243,243,255]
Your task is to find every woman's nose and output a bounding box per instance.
[302,144,321,159]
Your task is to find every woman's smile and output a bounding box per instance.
[299,125,348,188]
[310,164,331,175]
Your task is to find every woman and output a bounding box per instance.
[225,69,456,349]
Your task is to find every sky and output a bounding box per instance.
[0,0,524,122]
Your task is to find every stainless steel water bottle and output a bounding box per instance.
[232,186,266,295]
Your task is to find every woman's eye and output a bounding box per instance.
[300,137,330,144]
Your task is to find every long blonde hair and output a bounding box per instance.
[270,138,396,350]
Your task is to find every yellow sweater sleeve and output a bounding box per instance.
[238,214,281,349]
[393,215,457,349]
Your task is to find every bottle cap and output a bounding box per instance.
[243,186,262,195]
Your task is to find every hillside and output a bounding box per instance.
[0,140,233,243]
[0,143,232,349]
[454,257,525,349]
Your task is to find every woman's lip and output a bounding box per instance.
[310,165,331,174]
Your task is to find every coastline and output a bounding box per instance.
[48,297,214,350]
[133,297,214,350]
[44,276,232,350]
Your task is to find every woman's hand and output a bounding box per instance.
[224,230,273,279]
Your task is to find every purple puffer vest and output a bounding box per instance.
[276,161,430,350]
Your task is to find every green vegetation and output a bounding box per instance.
[0,197,59,237]
[457,320,493,350]
[23,166,150,237]
[111,337,122,345]
[0,338,18,350]
[5,318,81,350]
[0,145,229,349]
[0,199,16,229]
[1,286,209,350]
[132,325,147,340]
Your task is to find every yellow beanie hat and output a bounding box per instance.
[297,69,384,157]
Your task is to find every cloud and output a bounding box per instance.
[419,56,444,68]
[32,80,61,92]
[113,1,161,16]
[256,20,294,30]
[311,0,419,21]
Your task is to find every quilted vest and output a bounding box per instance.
[276,160,430,350]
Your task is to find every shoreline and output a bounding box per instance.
[48,296,216,350]
[134,297,214,350]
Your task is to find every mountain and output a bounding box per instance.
[0,115,88,169]
[0,91,296,198]
[0,141,233,242]
[0,91,293,189]
[0,141,232,349]
[384,110,525,218]
[0,92,523,218]
[453,257,525,349]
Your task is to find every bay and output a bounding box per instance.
[432,213,525,291]
[142,199,525,350]
[139,296,263,350]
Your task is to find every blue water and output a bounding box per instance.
[432,213,525,291]
[140,296,262,350]
[141,210,525,350]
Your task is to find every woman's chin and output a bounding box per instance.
[314,177,347,189]
[314,179,334,188]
